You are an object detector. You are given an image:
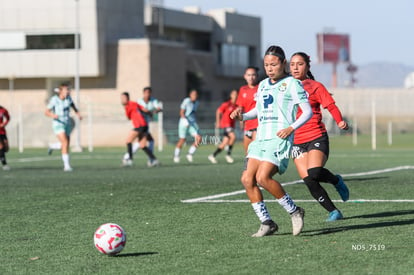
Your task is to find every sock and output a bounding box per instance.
[142,147,156,161]
[132,142,140,154]
[213,148,222,157]
[303,176,337,212]
[148,140,155,153]
[0,148,7,165]
[49,142,62,150]
[127,143,133,160]
[251,201,272,223]
[278,193,297,214]
[227,145,233,156]
[308,167,339,185]
[174,147,181,158]
[62,154,70,168]
[188,145,197,155]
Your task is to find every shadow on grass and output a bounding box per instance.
[344,176,388,182]
[346,209,414,219]
[302,218,414,236]
[114,252,159,257]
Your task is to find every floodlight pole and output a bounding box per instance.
[73,0,82,152]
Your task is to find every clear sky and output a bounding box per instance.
[163,0,414,67]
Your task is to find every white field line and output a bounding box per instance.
[187,199,414,203]
[181,165,414,203]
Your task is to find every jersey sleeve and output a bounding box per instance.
[180,98,189,110]
[291,79,309,104]
[47,97,56,110]
[315,82,335,108]
[217,102,226,114]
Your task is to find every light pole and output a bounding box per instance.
[73,0,82,152]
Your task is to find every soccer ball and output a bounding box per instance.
[94,223,126,255]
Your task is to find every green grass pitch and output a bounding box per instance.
[1,134,414,274]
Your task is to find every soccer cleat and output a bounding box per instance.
[2,165,11,171]
[173,156,180,163]
[335,175,349,201]
[186,154,193,163]
[290,207,305,236]
[251,220,278,237]
[326,209,344,222]
[208,154,217,164]
[63,167,73,172]
[148,159,160,168]
[225,155,234,163]
[122,159,133,167]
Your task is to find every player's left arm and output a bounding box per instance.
[317,83,348,130]
[0,109,10,128]
[70,102,82,120]
[277,102,312,139]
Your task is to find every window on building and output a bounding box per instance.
[26,34,80,50]
[217,43,251,76]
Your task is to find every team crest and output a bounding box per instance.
[279,82,287,92]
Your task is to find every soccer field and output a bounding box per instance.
[2,134,414,274]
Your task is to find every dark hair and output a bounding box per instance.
[143,86,152,92]
[264,46,286,61]
[122,91,130,99]
[245,66,259,73]
[291,52,315,80]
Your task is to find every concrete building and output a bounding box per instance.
[0,0,262,147]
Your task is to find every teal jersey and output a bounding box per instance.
[138,97,160,123]
[180,97,199,123]
[256,76,308,141]
[47,95,74,124]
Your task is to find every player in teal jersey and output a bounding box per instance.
[173,89,202,163]
[45,83,82,171]
[231,46,313,237]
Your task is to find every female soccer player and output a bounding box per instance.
[0,105,10,171]
[173,89,202,163]
[236,66,259,154]
[121,92,158,167]
[290,52,349,221]
[231,46,312,237]
[208,89,238,164]
[45,83,82,171]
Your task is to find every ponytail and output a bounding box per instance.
[291,52,315,80]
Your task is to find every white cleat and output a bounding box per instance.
[251,220,278,237]
[225,155,234,164]
[291,207,305,236]
[2,165,11,171]
[63,167,73,172]
[122,159,133,167]
[148,159,160,167]
[186,154,193,163]
[208,155,217,164]
[173,156,180,163]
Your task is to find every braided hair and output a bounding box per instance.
[291,52,315,80]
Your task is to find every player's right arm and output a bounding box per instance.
[45,98,58,119]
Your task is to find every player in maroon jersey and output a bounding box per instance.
[208,89,238,164]
[290,52,349,222]
[0,105,10,171]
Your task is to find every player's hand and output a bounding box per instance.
[53,114,59,119]
[277,126,294,139]
[338,121,348,130]
[230,107,243,121]
[78,114,83,121]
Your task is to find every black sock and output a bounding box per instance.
[213,148,222,157]
[127,143,133,160]
[303,176,337,212]
[227,145,233,156]
[0,148,6,165]
[142,147,156,160]
[308,167,339,185]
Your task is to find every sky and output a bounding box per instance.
[163,0,414,67]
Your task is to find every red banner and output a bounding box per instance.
[317,33,350,63]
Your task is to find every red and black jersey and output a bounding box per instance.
[294,79,343,144]
[217,100,238,128]
[124,101,147,128]
[0,106,10,135]
[236,85,258,131]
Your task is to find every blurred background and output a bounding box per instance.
[0,0,413,150]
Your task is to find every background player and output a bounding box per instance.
[45,83,82,171]
[121,92,158,167]
[0,105,11,171]
[236,66,259,154]
[290,52,349,221]
[231,46,312,237]
[208,89,238,164]
[173,89,202,163]
[122,87,162,165]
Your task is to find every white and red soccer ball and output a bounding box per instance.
[94,223,126,255]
